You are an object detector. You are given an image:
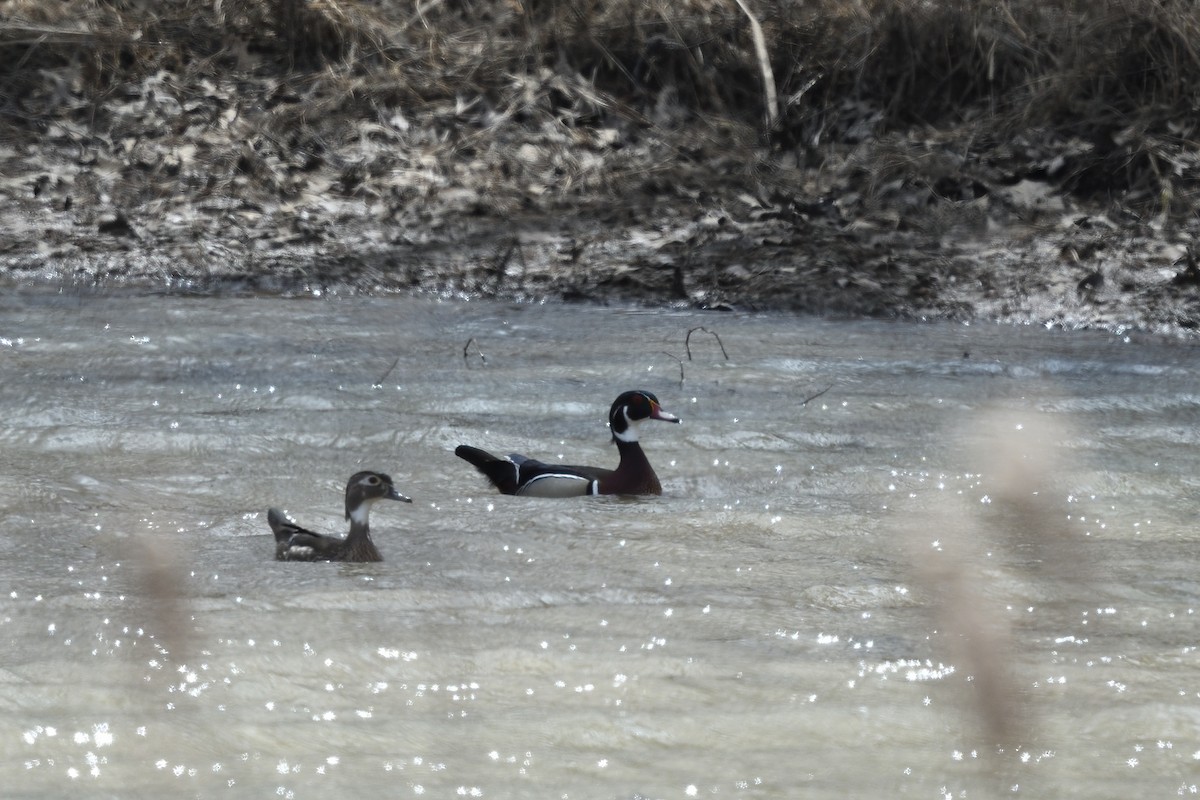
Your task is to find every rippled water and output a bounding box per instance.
[1,292,1198,798]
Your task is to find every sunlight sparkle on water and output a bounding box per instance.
[4,296,1195,797]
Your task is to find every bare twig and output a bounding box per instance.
[800,384,833,405]
[685,326,729,360]
[463,337,486,366]
[730,0,779,130]
[373,355,401,387]
[662,350,685,386]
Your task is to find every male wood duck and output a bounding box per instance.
[268,471,411,562]
[455,389,681,497]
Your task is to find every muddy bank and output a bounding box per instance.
[3,2,1200,333]
[4,112,1197,336]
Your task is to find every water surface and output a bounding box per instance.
[1,293,1197,798]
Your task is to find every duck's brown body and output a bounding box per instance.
[268,508,386,562]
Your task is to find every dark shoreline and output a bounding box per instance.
[3,1,1199,334]
[3,188,1198,337]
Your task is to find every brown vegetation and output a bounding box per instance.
[1,1,1198,326]
[5,0,1198,203]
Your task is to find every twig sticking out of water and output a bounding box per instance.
[800,384,833,406]
[373,356,401,387]
[685,327,728,361]
[662,351,685,386]
[463,337,487,367]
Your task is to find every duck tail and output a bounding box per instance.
[454,445,519,494]
[267,508,298,542]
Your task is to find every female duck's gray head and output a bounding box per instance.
[345,471,412,524]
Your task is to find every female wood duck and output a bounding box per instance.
[268,471,411,562]
[455,390,681,497]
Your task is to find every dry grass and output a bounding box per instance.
[1,0,1198,211]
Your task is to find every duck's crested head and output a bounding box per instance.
[609,390,681,443]
[345,470,412,520]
